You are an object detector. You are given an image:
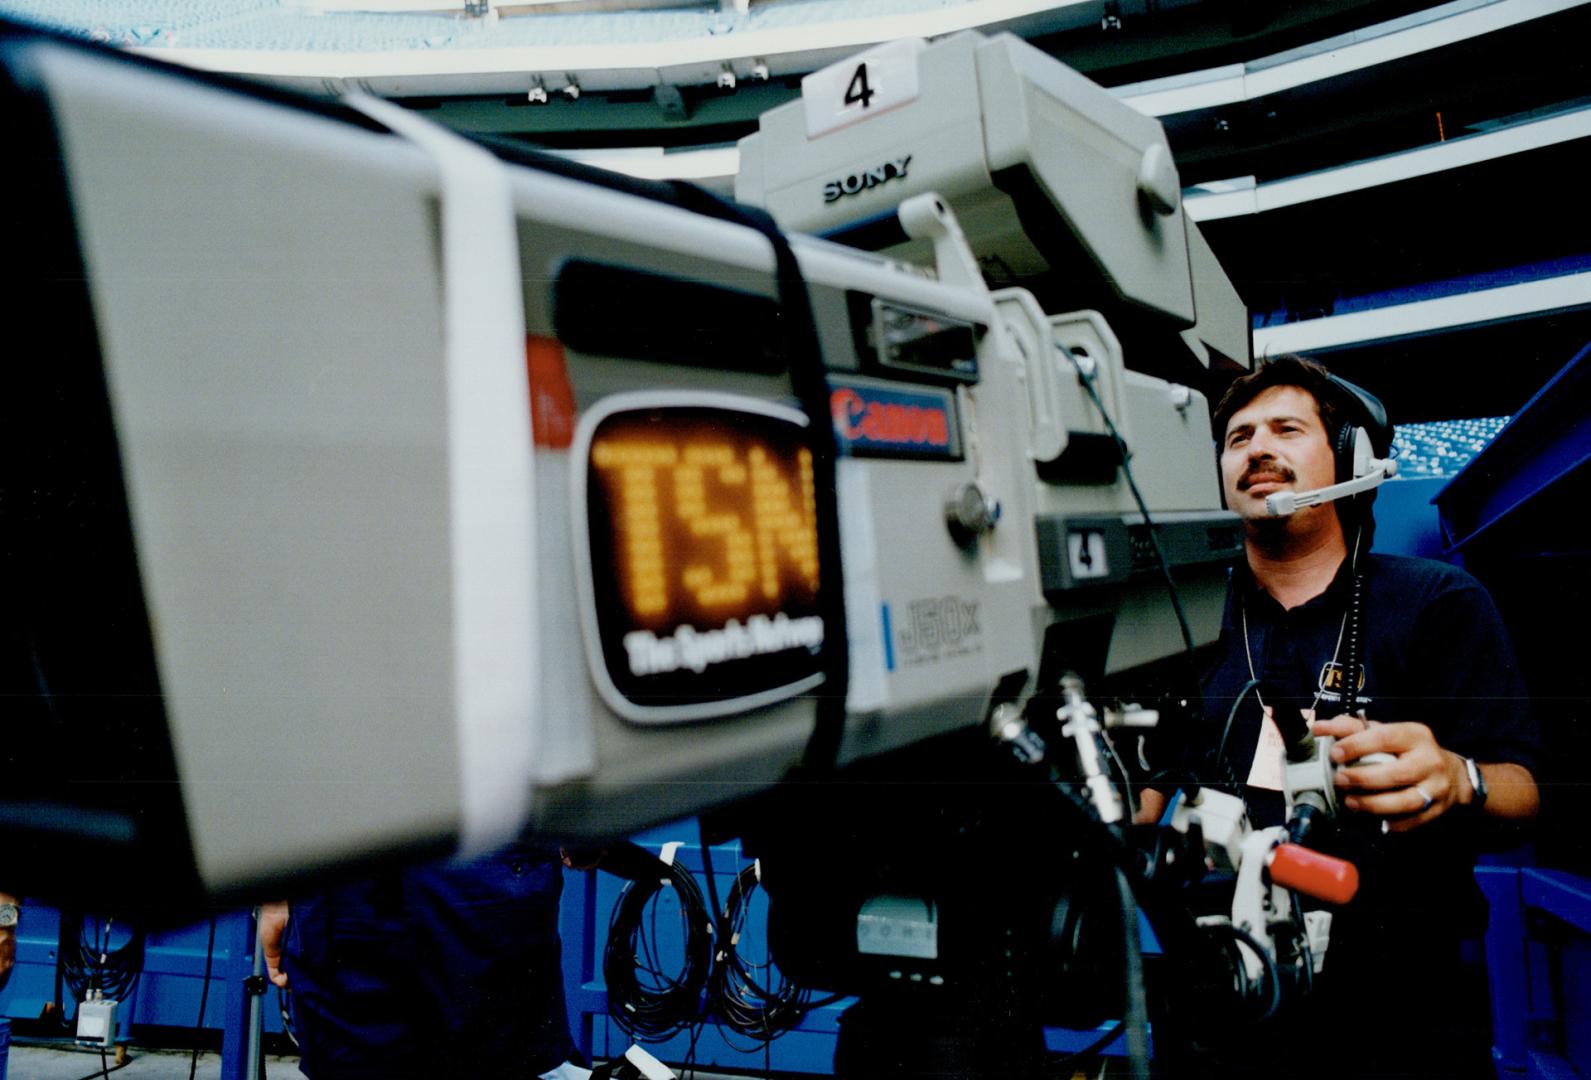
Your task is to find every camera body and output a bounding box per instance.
[2,26,1245,904]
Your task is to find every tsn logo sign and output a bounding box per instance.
[822,156,913,203]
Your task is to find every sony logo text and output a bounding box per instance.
[823,156,913,203]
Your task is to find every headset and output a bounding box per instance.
[1327,373,1394,479]
[1262,372,1399,519]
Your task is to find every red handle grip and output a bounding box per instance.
[1268,843,1359,905]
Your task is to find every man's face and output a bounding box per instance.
[1220,384,1338,521]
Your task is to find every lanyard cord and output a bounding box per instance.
[1239,523,1367,721]
[1338,523,1369,719]
[1240,598,1345,720]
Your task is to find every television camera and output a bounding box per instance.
[0,22,1357,1071]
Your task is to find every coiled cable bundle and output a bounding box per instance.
[61,914,145,1008]
[706,861,812,1044]
[603,844,714,1042]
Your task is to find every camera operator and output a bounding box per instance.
[1139,356,1539,1079]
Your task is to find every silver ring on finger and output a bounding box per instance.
[1415,785,1434,813]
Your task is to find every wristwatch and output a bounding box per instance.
[0,902,19,929]
[1462,757,1489,810]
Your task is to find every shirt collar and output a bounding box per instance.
[1235,553,1358,616]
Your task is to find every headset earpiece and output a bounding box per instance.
[1321,375,1394,543]
[1325,375,1392,483]
[1334,421,1359,484]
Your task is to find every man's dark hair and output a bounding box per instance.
[1211,354,1342,445]
[1212,354,1382,543]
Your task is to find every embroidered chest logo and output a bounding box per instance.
[1317,661,1367,700]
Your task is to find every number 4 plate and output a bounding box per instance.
[802,38,924,139]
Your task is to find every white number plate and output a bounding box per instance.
[802,38,923,139]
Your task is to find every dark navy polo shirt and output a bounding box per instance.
[1194,552,1537,937]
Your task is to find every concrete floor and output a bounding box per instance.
[5,1045,774,1080]
[4,1044,308,1079]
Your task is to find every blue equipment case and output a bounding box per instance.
[0,908,277,1080]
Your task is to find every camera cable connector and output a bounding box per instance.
[990,701,1047,767]
[1056,674,1126,826]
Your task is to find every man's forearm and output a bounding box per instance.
[1461,760,1539,822]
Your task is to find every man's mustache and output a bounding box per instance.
[1238,462,1295,490]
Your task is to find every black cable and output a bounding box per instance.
[1040,758,1251,1057]
[60,916,145,1009]
[1103,729,1140,820]
[1214,678,1262,790]
[60,913,144,1059]
[53,913,68,1027]
[1336,520,1369,721]
[1076,365,1199,667]
[1290,891,1315,999]
[697,824,826,1053]
[1113,867,1150,1080]
[1341,570,1366,720]
[661,185,848,774]
[188,916,217,1080]
[697,822,727,941]
[278,986,298,1049]
[707,862,812,1046]
[69,1057,128,1080]
[604,855,712,1042]
[1199,924,1253,1016]
[1240,923,1283,1022]
[1207,922,1282,1022]
[681,1019,707,1080]
[698,832,774,1053]
[1233,934,1254,1004]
